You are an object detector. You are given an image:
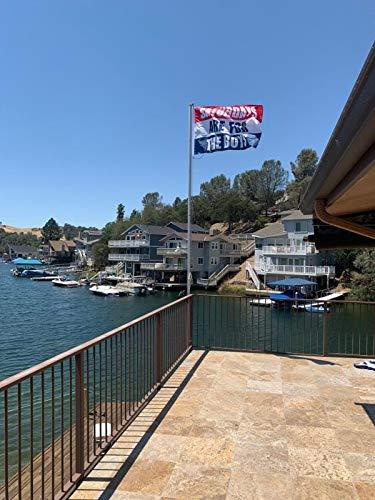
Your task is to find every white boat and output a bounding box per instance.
[292,303,329,313]
[89,285,128,297]
[122,283,149,296]
[52,278,80,288]
[249,298,273,307]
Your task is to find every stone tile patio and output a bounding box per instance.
[70,350,375,499]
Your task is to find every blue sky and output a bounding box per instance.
[1,1,374,228]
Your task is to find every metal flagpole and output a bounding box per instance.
[187,103,194,295]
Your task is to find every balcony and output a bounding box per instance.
[108,253,149,262]
[256,264,335,275]
[1,295,374,498]
[219,247,247,257]
[108,239,149,248]
[262,244,315,255]
[157,247,187,256]
[140,262,186,271]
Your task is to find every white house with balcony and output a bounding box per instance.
[251,210,335,288]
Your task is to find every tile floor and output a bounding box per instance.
[70,350,375,499]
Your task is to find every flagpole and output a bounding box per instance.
[187,103,194,295]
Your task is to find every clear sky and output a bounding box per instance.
[1,1,374,229]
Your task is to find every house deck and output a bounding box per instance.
[70,350,375,499]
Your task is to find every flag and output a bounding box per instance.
[194,104,263,155]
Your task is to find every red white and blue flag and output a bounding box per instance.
[194,104,263,154]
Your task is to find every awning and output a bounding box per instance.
[268,278,317,287]
[300,43,375,247]
[12,258,43,266]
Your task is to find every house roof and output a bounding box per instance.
[7,244,37,254]
[252,222,286,238]
[82,229,102,236]
[167,221,208,233]
[301,43,375,217]
[122,224,174,236]
[281,210,313,221]
[49,240,76,252]
[160,232,211,243]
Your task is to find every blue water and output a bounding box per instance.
[0,263,178,380]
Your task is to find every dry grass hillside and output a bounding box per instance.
[0,225,42,238]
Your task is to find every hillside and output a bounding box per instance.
[0,225,42,238]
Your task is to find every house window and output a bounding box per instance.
[211,242,218,250]
[198,242,204,249]
[198,257,204,265]
[295,222,301,232]
[210,257,218,265]
[220,243,224,250]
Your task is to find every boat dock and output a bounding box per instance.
[31,276,58,281]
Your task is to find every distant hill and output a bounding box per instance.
[0,225,42,238]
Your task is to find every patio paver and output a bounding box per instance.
[70,349,375,499]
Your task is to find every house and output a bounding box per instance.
[74,230,103,266]
[251,210,335,288]
[301,44,375,248]
[152,231,252,286]
[108,224,174,275]
[6,244,38,260]
[108,222,253,284]
[49,240,76,262]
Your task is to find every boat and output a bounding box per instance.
[10,257,45,277]
[52,278,80,288]
[89,285,128,297]
[21,269,57,278]
[293,303,329,313]
[249,298,273,307]
[31,275,59,281]
[123,283,149,296]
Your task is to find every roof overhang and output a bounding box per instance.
[301,43,375,248]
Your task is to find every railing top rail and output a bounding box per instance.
[0,294,193,392]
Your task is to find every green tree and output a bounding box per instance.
[283,148,319,209]
[233,169,260,202]
[290,148,319,182]
[117,203,125,221]
[92,241,109,269]
[129,209,142,223]
[142,192,163,209]
[350,250,375,301]
[200,175,231,223]
[41,218,61,243]
[257,160,288,215]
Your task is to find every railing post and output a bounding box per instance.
[75,353,85,475]
[156,312,163,386]
[187,296,193,348]
[322,302,329,356]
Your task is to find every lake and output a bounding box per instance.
[0,262,178,380]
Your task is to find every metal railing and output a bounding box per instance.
[108,253,150,262]
[193,294,375,357]
[140,262,186,271]
[197,264,240,287]
[245,262,261,290]
[0,296,193,499]
[255,264,335,275]
[108,240,149,248]
[262,245,315,255]
[157,247,187,256]
[219,248,247,257]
